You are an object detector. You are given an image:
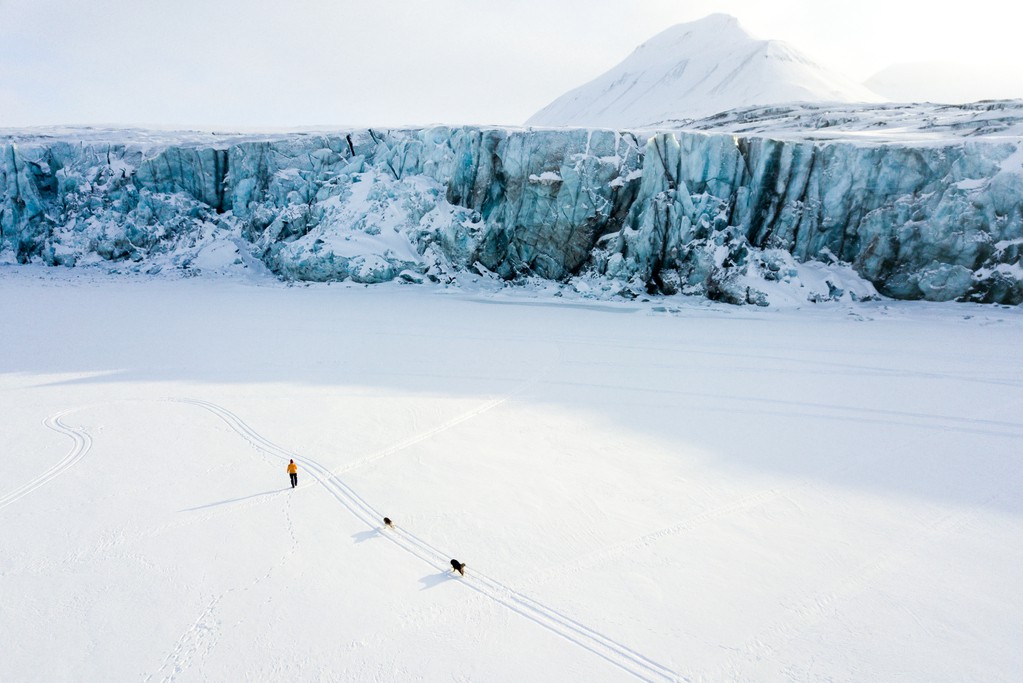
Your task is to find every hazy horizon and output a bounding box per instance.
[2,1,1021,129]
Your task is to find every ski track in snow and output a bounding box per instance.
[332,355,559,475]
[175,397,685,683]
[0,411,93,510]
[332,394,518,475]
[550,333,1023,391]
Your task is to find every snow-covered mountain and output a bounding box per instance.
[526,13,884,129]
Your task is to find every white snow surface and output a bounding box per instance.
[2,266,1022,682]
[526,14,884,130]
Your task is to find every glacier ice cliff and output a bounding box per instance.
[2,115,1022,304]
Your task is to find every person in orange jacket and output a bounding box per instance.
[287,459,298,488]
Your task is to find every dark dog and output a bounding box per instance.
[450,559,466,576]
[383,517,394,529]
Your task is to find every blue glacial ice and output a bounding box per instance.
[1,112,1021,305]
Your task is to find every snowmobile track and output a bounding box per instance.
[175,397,685,683]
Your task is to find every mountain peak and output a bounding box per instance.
[527,15,883,129]
[633,14,748,58]
[665,13,743,33]
[660,12,743,34]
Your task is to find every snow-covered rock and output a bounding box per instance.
[526,14,883,130]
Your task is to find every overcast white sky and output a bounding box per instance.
[1,0,1021,129]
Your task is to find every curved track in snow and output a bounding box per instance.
[0,411,92,511]
[175,398,684,683]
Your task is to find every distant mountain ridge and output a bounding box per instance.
[527,13,884,129]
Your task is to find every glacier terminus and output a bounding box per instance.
[2,102,1022,305]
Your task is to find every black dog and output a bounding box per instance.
[383,517,394,529]
[450,559,466,576]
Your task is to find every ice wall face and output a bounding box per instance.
[1,126,1021,304]
[597,132,1023,303]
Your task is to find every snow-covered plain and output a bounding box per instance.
[2,267,1022,682]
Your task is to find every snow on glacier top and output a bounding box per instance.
[0,125,392,151]
[526,14,884,130]
[5,99,1023,156]
[681,100,1023,143]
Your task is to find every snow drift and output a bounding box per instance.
[2,110,1022,305]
